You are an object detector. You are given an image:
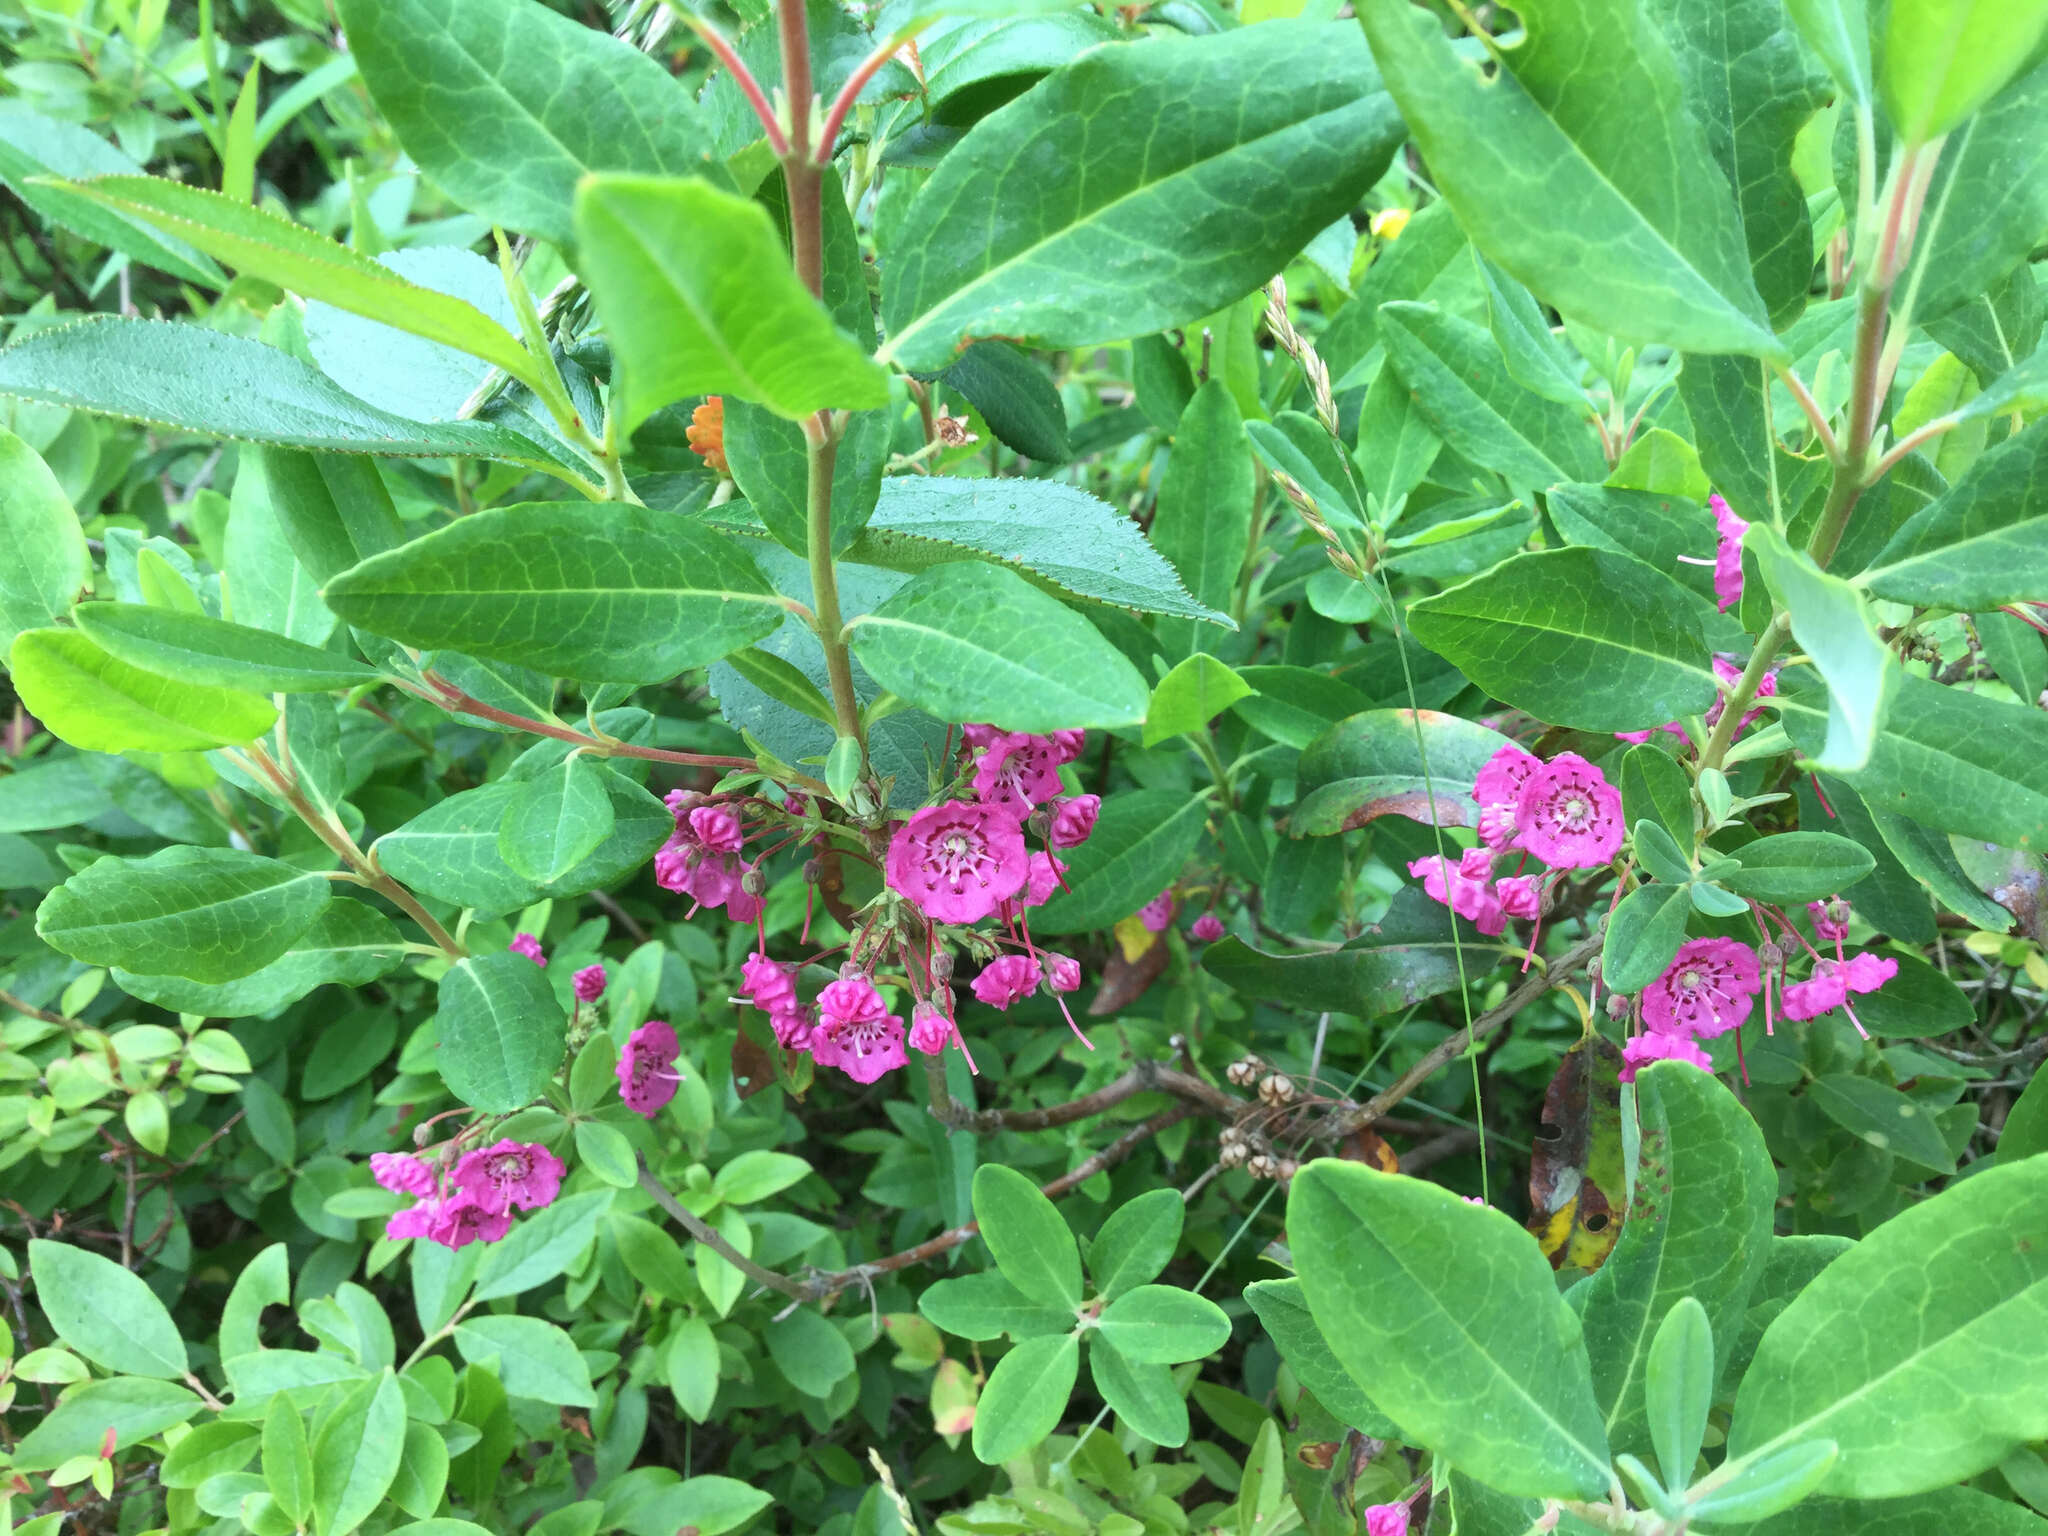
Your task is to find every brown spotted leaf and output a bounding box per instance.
[1527,1034,1628,1273]
[1291,709,1523,836]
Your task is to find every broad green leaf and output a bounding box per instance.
[499,756,615,885]
[1722,831,1877,904]
[1547,485,1730,615]
[1476,254,1589,405]
[1150,381,1255,659]
[1913,59,2048,323]
[0,109,224,286]
[1785,0,1871,103]
[1320,198,1477,388]
[311,1373,405,1536]
[1089,1338,1189,1448]
[2001,1066,2048,1164]
[261,1397,314,1526]
[1728,1154,2048,1496]
[1865,807,2018,930]
[53,177,543,390]
[11,627,278,753]
[1358,0,1783,359]
[333,0,730,249]
[880,23,1403,371]
[1032,788,1210,934]
[222,1244,290,1363]
[248,448,408,593]
[161,1422,262,1489]
[765,1309,857,1398]
[1087,1189,1184,1301]
[0,428,90,657]
[845,560,1150,730]
[453,1316,596,1406]
[1646,1296,1714,1492]
[1572,1065,1775,1460]
[73,604,377,693]
[725,399,889,560]
[1777,673,2048,851]
[971,1333,1080,1464]
[324,503,784,684]
[722,646,836,727]
[1407,548,1720,733]
[1861,417,2048,610]
[0,756,113,832]
[1377,302,1604,487]
[1203,885,1485,1013]
[1645,0,1831,328]
[711,1150,812,1206]
[1808,1072,1957,1173]
[935,341,1071,462]
[224,454,336,646]
[0,318,588,474]
[471,1190,613,1303]
[391,1421,449,1521]
[1143,655,1253,746]
[1094,1286,1231,1364]
[1751,524,1896,772]
[9,1378,201,1471]
[304,246,516,425]
[1621,744,1696,848]
[434,952,568,1114]
[1292,709,1520,836]
[666,1319,720,1424]
[38,846,331,984]
[1602,884,1693,993]
[1290,1160,1612,1499]
[1243,1279,1400,1437]
[575,175,888,434]
[28,1240,188,1379]
[1714,1487,2048,1536]
[618,1478,771,1536]
[921,1269,1077,1342]
[113,898,403,1017]
[973,1164,1082,1308]
[1881,0,2048,142]
[843,474,1231,624]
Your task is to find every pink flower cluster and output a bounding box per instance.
[1713,493,1747,613]
[655,795,764,922]
[377,1139,563,1249]
[1623,937,1762,1080]
[618,1019,683,1114]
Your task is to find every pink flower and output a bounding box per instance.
[1495,875,1543,921]
[724,864,765,924]
[1049,794,1100,848]
[617,1020,682,1116]
[1046,953,1083,993]
[960,723,1007,751]
[1782,953,1896,1025]
[1844,952,1897,992]
[1050,729,1088,763]
[426,1193,512,1249]
[1621,1031,1714,1083]
[741,952,799,1013]
[770,1004,816,1051]
[385,1200,441,1243]
[687,803,744,854]
[972,733,1066,814]
[573,964,607,1003]
[452,1139,564,1215]
[509,933,546,966]
[1364,1505,1410,1536]
[1472,745,1542,852]
[1407,854,1507,936]
[812,976,907,1083]
[1191,913,1225,943]
[997,851,1068,923]
[1642,938,1762,1039]
[1712,493,1747,612]
[371,1152,438,1199]
[1807,899,1850,943]
[885,801,1030,925]
[972,955,1042,1009]
[907,1002,953,1056]
[1515,753,1622,868]
[1138,890,1175,933]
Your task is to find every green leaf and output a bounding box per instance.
[1622,745,1697,849]
[161,1421,262,1489]
[1093,1286,1231,1365]
[1032,789,1210,934]
[845,561,1150,730]
[1476,254,1590,406]
[1807,1073,1957,1173]
[38,846,331,984]
[921,1270,1077,1342]
[246,448,408,596]
[711,1150,812,1206]
[52,177,543,391]
[10,1377,200,1471]
[1290,1160,1612,1499]
[973,1164,1082,1309]
[726,400,889,561]
[843,475,1231,625]
[935,341,1071,462]
[665,1319,720,1424]
[1728,1154,2048,1496]
[1143,655,1253,747]
[1203,885,1485,1015]
[1777,672,2048,852]
[73,604,378,693]
[1407,548,1719,733]
[28,1240,188,1379]
[574,175,888,434]
[1357,0,1783,359]
[1292,709,1521,836]
[434,952,567,1114]
[620,1478,771,1536]
[1246,412,1365,527]
[333,0,730,249]
[1785,0,1872,103]
[1750,524,1896,772]
[1713,1487,2048,1536]
[573,1121,638,1189]
[391,1421,450,1521]
[765,1309,857,1398]
[453,1316,596,1406]
[113,898,403,1018]
[310,1372,405,1536]
[1646,1296,1714,1493]
[1089,1337,1189,1448]
[1861,418,2048,611]
[1722,831,1877,904]
[1602,884,1693,994]
[722,646,836,728]
[10,627,278,753]
[971,1333,1080,1464]
[471,1190,613,1302]
[261,1397,314,1526]
[499,756,616,885]
[222,1245,290,1363]
[1864,807,2018,930]
[0,318,587,473]
[1881,0,2048,142]
[324,503,784,685]
[1377,302,1604,487]
[1243,1279,1400,1438]
[1086,1189,1184,1302]
[0,428,90,657]
[880,22,1403,372]
[1912,59,2048,324]
[1150,380,1255,659]
[1688,1440,1840,1524]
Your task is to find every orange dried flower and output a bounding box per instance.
[688,396,729,475]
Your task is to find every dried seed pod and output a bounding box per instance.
[1258,1073,1297,1106]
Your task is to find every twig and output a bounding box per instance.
[929,1059,1238,1133]
[638,1160,809,1302]
[0,988,69,1026]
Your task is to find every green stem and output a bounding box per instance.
[1699,612,1790,775]
[1192,731,1234,809]
[805,421,866,750]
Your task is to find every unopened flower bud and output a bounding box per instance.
[1606,991,1632,1021]
[1758,941,1784,971]
[572,964,607,1003]
[740,866,766,898]
[928,949,954,984]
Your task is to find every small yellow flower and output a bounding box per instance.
[1370,206,1412,241]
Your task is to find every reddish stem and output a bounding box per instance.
[818,32,909,158]
[695,18,790,156]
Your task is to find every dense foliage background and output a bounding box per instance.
[3,1,2048,1535]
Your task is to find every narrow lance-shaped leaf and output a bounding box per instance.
[73,604,380,692]
[9,627,279,754]
[1149,380,1255,659]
